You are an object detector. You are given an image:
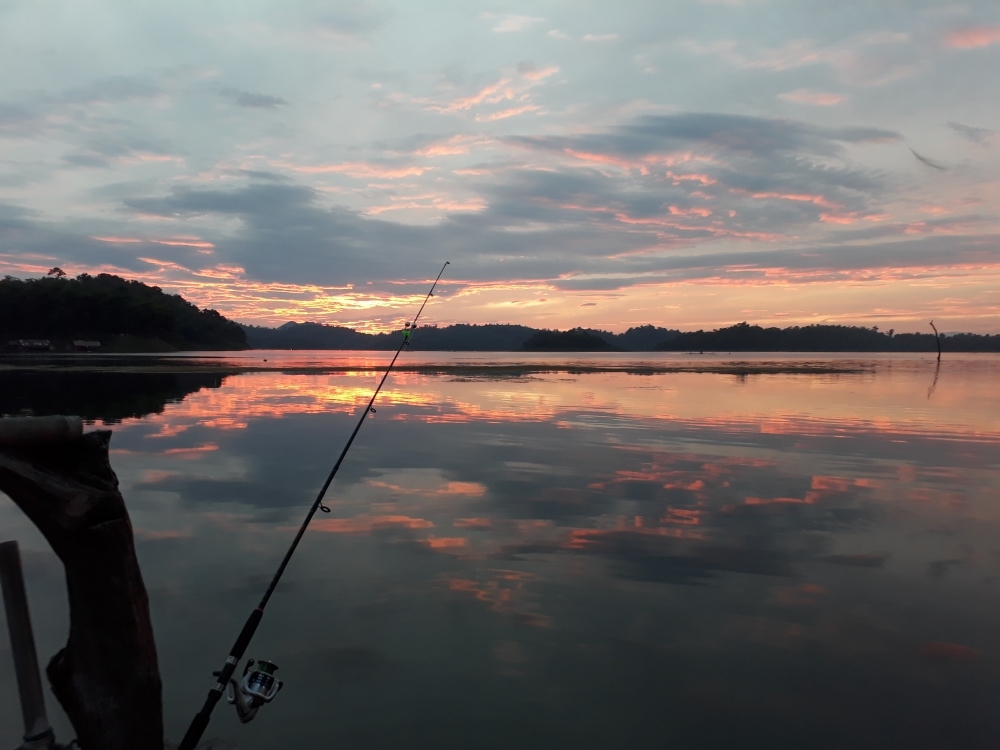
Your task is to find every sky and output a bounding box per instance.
[0,0,998,333]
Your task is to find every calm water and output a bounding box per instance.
[2,352,1000,749]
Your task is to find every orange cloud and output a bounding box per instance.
[744,496,814,505]
[163,443,219,456]
[367,479,487,497]
[944,26,1000,49]
[443,573,552,627]
[310,514,435,533]
[422,536,467,549]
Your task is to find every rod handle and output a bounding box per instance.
[178,706,214,750]
[178,608,264,750]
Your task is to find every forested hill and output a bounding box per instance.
[246,320,1000,352]
[0,274,247,351]
[656,322,1000,352]
[242,322,680,351]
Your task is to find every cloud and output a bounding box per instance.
[948,122,995,145]
[1,95,992,325]
[475,105,539,122]
[0,101,40,138]
[779,89,846,106]
[124,183,317,220]
[62,129,183,169]
[11,110,905,294]
[684,32,915,86]
[491,15,545,33]
[274,160,431,178]
[217,87,288,109]
[416,65,558,118]
[62,76,162,105]
[510,112,898,161]
[909,147,946,170]
[944,26,1000,49]
[312,0,394,39]
[551,234,1000,290]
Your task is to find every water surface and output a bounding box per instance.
[2,352,1000,749]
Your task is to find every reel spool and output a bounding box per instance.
[224,659,283,723]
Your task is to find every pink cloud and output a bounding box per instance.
[522,65,559,82]
[749,191,842,210]
[363,193,486,215]
[944,26,1000,49]
[475,105,539,122]
[93,236,143,243]
[155,239,215,248]
[139,257,192,273]
[433,79,513,113]
[276,161,431,179]
[411,135,493,157]
[668,205,713,218]
[421,67,558,114]
[779,89,846,106]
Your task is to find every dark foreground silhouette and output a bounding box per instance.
[0,274,246,351]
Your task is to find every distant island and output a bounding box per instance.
[0,272,247,352]
[247,320,1000,352]
[242,322,678,351]
[3,274,999,353]
[523,328,619,351]
[656,322,1000,353]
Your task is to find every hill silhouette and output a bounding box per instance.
[657,322,1000,352]
[0,273,247,351]
[243,322,680,351]
[523,328,619,351]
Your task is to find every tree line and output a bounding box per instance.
[4,274,997,352]
[656,322,1000,352]
[242,322,681,351]
[0,273,247,350]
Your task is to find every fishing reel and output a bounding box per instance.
[224,659,283,723]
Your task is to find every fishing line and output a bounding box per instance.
[178,261,449,750]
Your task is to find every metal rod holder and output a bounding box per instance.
[1,540,57,749]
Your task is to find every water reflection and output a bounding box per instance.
[0,369,226,422]
[2,353,1000,749]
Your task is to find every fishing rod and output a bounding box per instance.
[178,262,450,750]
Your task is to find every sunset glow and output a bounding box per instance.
[0,2,997,333]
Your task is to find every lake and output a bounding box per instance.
[2,351,1000,749]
